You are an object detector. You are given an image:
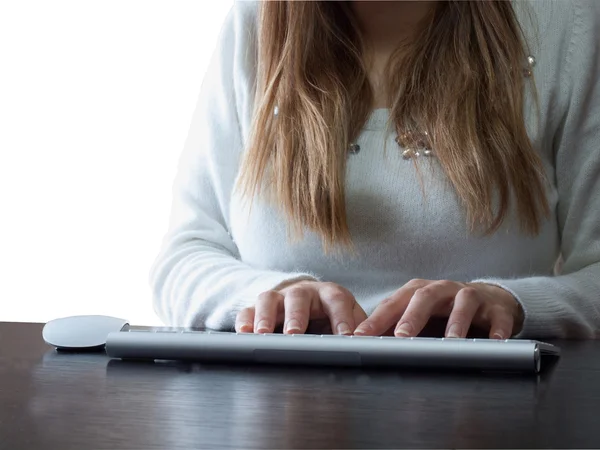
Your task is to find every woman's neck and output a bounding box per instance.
[350,1,438,51]
[349,1,438,109]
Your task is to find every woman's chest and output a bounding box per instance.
[229,130,560,281]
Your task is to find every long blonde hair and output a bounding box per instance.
[237,1,549,251]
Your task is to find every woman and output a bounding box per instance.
[150,1,600,339]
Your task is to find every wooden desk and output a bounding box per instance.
[1,321,599,449]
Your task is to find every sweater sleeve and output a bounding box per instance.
[150,4,317,329]
[472,1,600,339]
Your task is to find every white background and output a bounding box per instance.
[0,0,233,325]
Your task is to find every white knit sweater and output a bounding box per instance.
[150,0,600,338]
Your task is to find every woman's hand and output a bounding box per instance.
[354,279,524,339]
[235,281,368,335]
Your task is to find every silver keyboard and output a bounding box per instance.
[104,327,560,373]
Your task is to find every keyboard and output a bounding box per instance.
[104,327,560,373]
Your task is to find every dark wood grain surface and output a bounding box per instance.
[1,321,599,449]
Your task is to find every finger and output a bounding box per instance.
[353,296,407,336]
[395,281,460,337]
[318,283,359,335]
[354,291,415,336]
[353,280,427,336]
[488,309,514,340]
[283,286,314,334]
[254,290,283,333]
[235,307,255,333]
[445,287,481,338]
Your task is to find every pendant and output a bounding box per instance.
[396,130,434,159]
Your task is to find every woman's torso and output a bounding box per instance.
[227,0,567,310]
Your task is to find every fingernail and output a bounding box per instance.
[337,322,351,335]
[354,323,371,335]
[395,323,412,337]
[284,319,302,334]
[492,332,505,340]
[256,320,270,333]
[446,324,461,338]
[239,323,253,333]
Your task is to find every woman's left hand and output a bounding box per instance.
[353,279,524,339]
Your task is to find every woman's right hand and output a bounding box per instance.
[235,281,367,335]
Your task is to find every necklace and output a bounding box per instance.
[276,55,536,161]
[349,129,433,159]
[349,55,536,160]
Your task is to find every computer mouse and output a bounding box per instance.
[42,315,129,351]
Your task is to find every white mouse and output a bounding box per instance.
[42,315,129,350]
